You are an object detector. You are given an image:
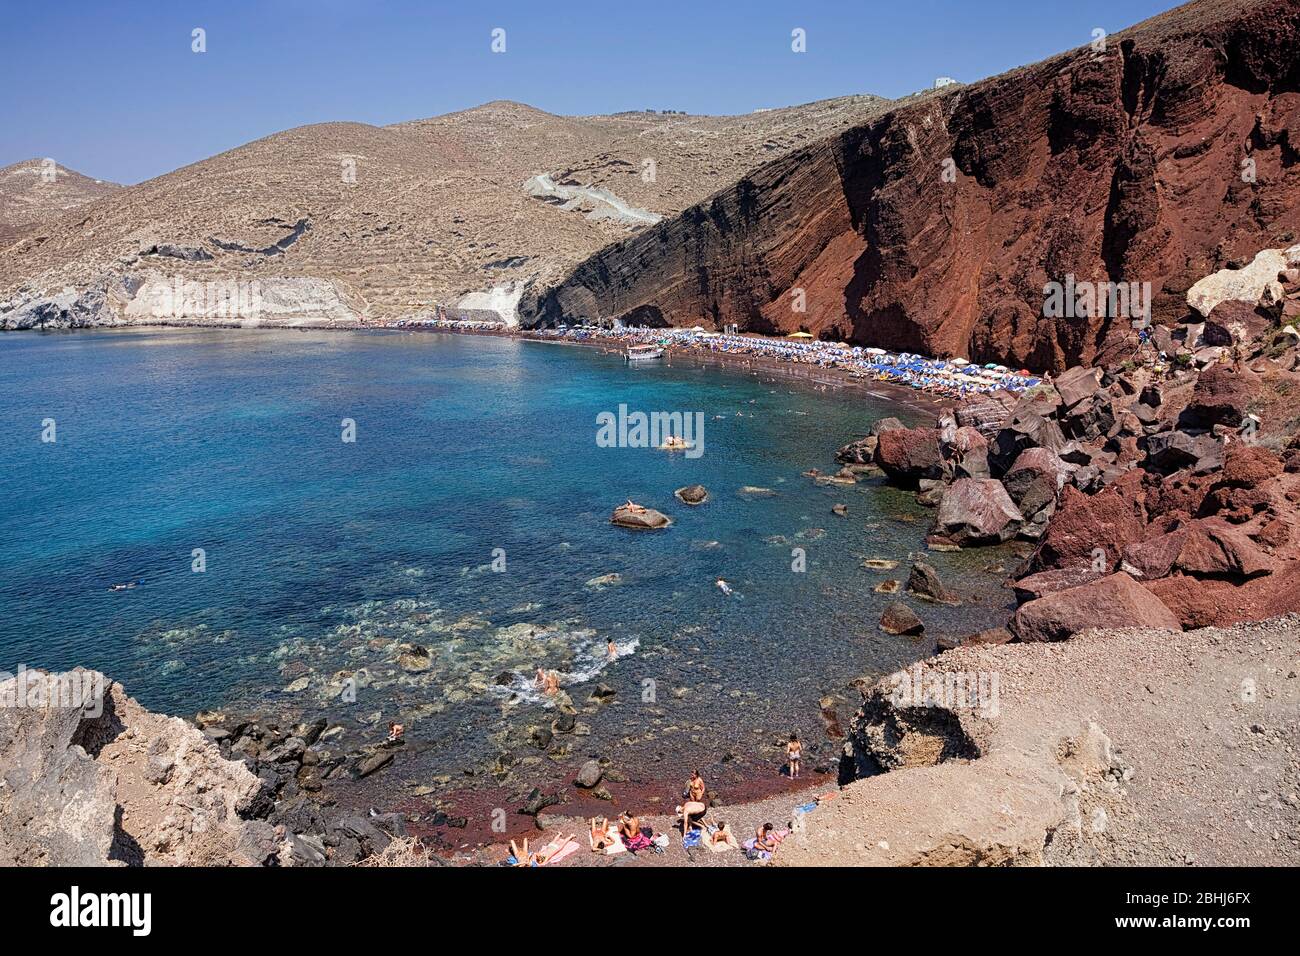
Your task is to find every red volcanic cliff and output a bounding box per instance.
[521,0,1300,372]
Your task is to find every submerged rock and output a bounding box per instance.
[396,643,432,672]
[861,558,899,571]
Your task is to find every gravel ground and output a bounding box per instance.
[778,614,1300,866]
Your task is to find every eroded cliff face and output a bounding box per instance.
[521,0,1300,373]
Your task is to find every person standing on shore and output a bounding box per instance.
[786,733,802,778]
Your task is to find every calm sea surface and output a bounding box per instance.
[0,328,1014,788]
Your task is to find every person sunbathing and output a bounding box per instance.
[509,837,536,867]
[589,816,616,851]
[754,822,783,853]
[709,820,740,851]
[618,812,639,840]
[623,499,647,513]
[618,811,652,852]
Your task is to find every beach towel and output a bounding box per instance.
[539,839,582,866]
[681,829,703,849]
[795,801,818,815]
[705,828,738,853]
[623,831,652,853]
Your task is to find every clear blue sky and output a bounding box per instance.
[1,0,1180,185]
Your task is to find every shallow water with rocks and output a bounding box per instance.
[0,328,1017,813]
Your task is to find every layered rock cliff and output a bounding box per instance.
[521,0,1300,373]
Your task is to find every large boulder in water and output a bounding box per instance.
[934,478,1023,545]
[879,602,924,636]
[906,561,960,605]
[611,503,671,529]
[836,435,878,465]
[1011,573,1182,641]
[874,427,945,485]
[674,484,709,505]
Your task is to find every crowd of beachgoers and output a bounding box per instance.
[501,760,822,867]
[391,314,1046,397]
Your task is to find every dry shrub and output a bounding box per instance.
[355,836,434,867]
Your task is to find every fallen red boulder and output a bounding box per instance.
[1174,519,1274,578]
[874,427,945,485]
[934,478,1024,545]
[1011,573,1182,642]
[1028,470,1147,573]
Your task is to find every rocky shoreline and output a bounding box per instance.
[836,262,1300,645]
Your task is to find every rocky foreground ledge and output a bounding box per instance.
[0,670,406,866]
[780,615,1300,867]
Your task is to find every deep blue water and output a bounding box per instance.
[0,328,1013,786]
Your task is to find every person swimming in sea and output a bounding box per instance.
[536,669,559,696]
[108,579,141,592]
[607,639,618,661]
[715,578,733,596]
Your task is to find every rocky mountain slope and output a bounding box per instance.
[522,0,1300,373]
[0,96,892,324]
[0,159,119,244]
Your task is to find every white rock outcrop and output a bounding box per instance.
[1186,244,1300,317]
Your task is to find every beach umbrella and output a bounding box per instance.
[786,331,814,339]
[951,357,969,366]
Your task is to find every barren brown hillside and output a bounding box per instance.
[0,96,892,321]
[0,159,120,244]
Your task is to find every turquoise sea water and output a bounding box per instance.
[0,328,1013,787]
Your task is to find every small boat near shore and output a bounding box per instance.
[625,343,664,363]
